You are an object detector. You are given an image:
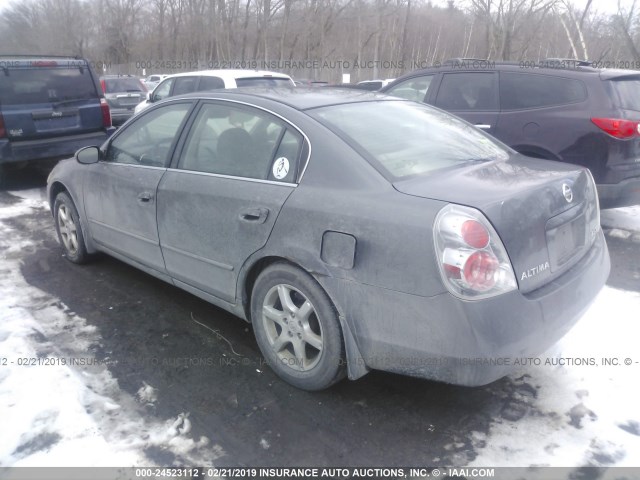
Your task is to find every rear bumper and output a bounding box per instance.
[598,176,640,208]
[320,231,610,386]
[109,108,137,126]
[0,129,114,165]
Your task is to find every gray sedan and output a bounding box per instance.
[47,89,610,390]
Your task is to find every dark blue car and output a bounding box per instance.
[0,56,115,183]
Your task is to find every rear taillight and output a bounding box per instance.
[100,98,112,127]
[100,79,106,93]
[591,117,640,139]
[434,204,517,299]
[0,113,5,138]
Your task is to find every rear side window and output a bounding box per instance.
[500,73,586,110]
[0,67,98,105]
[179,102,299,181]
[435,73,498,110]
[173,76,198,96]
[235,77,293,88]
[610,78,640,111]
[198,76,225,91]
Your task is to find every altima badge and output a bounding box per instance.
[562,183,573,203]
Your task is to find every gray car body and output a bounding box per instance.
[47,89,610,386]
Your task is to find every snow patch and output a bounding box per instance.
[601,205,640,233]
[136,382,158,405]
[470,286,640,467]
[0,194,223,466]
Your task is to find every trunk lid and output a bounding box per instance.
[394,155,600,293]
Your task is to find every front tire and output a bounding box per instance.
[250,263,346,391]
[53,192,90,264]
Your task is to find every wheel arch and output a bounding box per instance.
[48,181,69,212]
[239,255,335,322]
[238,253,369,381]
[512,145,560,161]
[49,181,97,254]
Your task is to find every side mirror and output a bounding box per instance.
[147,91,153,102]
[75,146,100,165]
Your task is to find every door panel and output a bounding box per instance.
[85,163,167,270]
[157,172,294,302]
[157,101,303,302]
[83,101,193,271]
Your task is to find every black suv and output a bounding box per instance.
[382,59,640,208]
[0,56,114,182]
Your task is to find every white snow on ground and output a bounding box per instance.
[601,205,640,234]
[0,191,223,467]
[468,286,640,468]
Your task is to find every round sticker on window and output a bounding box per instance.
[272,157,290,180]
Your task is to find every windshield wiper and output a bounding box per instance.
[51,98,91,108]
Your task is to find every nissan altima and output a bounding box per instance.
[47,88,610,390]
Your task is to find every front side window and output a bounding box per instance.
[500,73,587,110]
[385,75,434,102]
[311,100,509,179]
[435,73,498,111]
[105,102,191,167]
[179,103,301,182]
[152,78,174,102]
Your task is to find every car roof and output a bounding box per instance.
[162,69,293,80]
[101,75,140,79]
[0,56,89,68]
[388,59,639,83]
[176,87,399,110]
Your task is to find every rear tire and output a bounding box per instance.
[53,192,90,264]
[250,263,346,391]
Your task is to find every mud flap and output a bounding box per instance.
[338,314,369,380]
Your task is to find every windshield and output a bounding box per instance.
[104,78,146,93]
[311,101,510,178]
[610,78,640,111]
[0,67,98,105]
[235,77,293,88]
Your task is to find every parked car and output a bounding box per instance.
[100,75,147,126]
[47,88,609,391]
[134,69,295,114]
[0,55,114,183]
[382,59,640,208]
[356,79,395,91]
[143,74,169,90]
[293,79,329,87]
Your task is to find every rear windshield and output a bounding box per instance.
[311,101,510,178]
[610,78,640,111]
[235,77,292,88]
[104,77,145,93]
[0,67,98,106]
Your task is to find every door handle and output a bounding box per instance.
[239,207,269,224]
[137,191,153,203]
[475,124,491,129]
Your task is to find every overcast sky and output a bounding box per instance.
[0,0,634,23]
